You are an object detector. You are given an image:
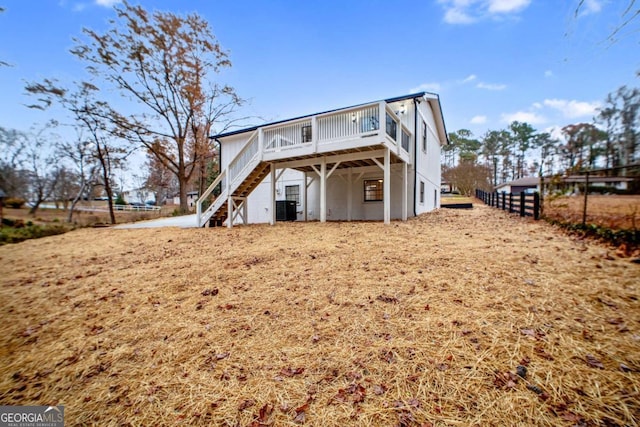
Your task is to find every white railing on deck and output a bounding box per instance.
[264,120,312,151]
[317,105,379,142]
[229,132,259,183]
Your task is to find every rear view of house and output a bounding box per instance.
[197,92,448,227]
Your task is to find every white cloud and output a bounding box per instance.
[72,3,86,11]
[532,102,543,109]
[470,115,487,124]
[444,7,476,24]
[543,98,601,119]
[544,70,553,78]
[460,74,477,84]
[501,111,546,124]
[95,0,120,6]
[409,82,442,93]
[487,0,531,14]
[438,0,532,24]
[477,82,507,91]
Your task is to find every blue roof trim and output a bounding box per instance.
[210,92,428,139]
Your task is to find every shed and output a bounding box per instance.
[495,177,539,194]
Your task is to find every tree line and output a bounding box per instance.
[0,1,243,223]
[443,84,640,196]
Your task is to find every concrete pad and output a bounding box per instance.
[114,214,198,229]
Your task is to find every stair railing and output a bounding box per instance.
[196,130,260,227]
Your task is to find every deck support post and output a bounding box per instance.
[402,161,408,221]
[270,163,276,225]
[320,157,327,223]
[227,195,233,229]
[303,172,308,222]
[243,198,248,225]
[347,167,353,221]
[384,148,391,224]
[226,169,232,228]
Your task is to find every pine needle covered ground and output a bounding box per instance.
[0,205,638,426]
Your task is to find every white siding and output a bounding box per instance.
[415,100,442,215]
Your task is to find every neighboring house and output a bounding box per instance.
[197,92,448,227]
[122,187,156,205]
[440,180,456,193]
[495,177,540,194]
[561,175,634,192]
[172,191,200,208]
[495,175,635,195]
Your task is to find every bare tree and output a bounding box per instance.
[0,127,29,198]
[23,125,59,215]
[443,160,492,196]
[26,81,129,224]
[143,150,177,206]
[57,130,99,222]
[69,1,244,213]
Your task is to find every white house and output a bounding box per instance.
[121,187,155,204]
[196,92,448,227]
[172,191,200,208]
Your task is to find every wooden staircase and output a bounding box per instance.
[206,162,270,227]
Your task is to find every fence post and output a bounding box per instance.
[501,192,506,210]
[582,171,589,226]
[509,193,513,213]
[519,192,526,217]
[533,192,540,220]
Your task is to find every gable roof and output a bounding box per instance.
[211,92,449,144]
[495,177,539,189]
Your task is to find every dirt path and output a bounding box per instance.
[1,205,638,426]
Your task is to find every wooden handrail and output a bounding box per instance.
[196,168,226,226]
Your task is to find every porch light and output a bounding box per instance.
[351,112,357,123]
[397,104,406,115]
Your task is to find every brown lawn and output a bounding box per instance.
[0,206,638,426]
[545,195,640,230]
[2,204,171,227]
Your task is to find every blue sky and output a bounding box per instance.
[0,0,638,142]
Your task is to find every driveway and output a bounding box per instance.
[114,214,198,229]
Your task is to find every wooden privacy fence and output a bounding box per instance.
[475,189,540,220]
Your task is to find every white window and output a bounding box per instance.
[364,179,383,202]
[285,185,300,205]
[422,121,427,153]
[385,113,397,141]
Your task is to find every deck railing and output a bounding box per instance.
[317,104,379,143]
[264,119,312,152]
